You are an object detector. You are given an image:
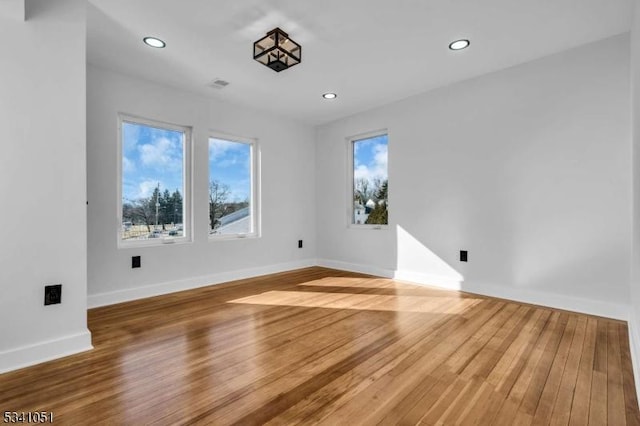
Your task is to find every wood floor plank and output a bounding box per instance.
[501,311,564,415]
[549,315,587,426]
[608,321,627,426]
[521,313,570,418]
[531,315,577,424]
[492,398,522,426]
[417,376,470,425]
[473,384,514,426]
[444,302,519,373]
[619,322,640,426]
[201,293,471,424]
[0,267,636,425]
[307,301,509,425]
[374,367,453,426]
[269,302,465,425]
[397,370,460,426]
[439,376,485,424]
[273,297,481,425]
[589,319,609,425]
[456,380,497,426]
[488,308,551,394]
[568,316,597,426]
[459,305,534,381]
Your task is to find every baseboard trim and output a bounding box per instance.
[318,260,627,320]
[393,270,464,290]
[316,258,395,279]
[88,259,317,308]
[88,255,628,327]
[401,275,627,321]
[628,310,640,410]
[0,330,93,374]
[458,281,628,321]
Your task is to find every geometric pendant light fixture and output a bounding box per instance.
[253,27,301,72]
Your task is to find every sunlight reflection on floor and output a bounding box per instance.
[299,277,421,290]
[229,290,481,314]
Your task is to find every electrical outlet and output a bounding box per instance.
[132,256,141,268]
[298,240,303,248]
[44,284,62,305]
[460,250,468,262]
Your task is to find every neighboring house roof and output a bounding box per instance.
[215,215,251,234]
[365,199,376,208]
[212,207,251,234]
[219,207,249,226]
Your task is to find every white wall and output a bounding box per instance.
[86,65,316,306]
[630,0,640,404]
[317,35,632,319]
[0,0,92,373]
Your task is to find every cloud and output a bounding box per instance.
[354,141,388,183]
[228,179,251,202]
[373,143,388,171]
[136,180,160,199]
[123,156,136,174]
[209,138,246,162]
[216,156,242,168]
[138,137,182,171]
[353,138,373,156]
[122,123,142,154]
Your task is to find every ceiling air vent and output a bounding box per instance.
[208,79,230,89]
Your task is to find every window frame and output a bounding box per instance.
[117,113,193,248]
[346,129,389,230]
[207,131,261,241]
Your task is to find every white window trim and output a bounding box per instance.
[117,113,193,248]
[208,131,261,241]
[347,129,389,230]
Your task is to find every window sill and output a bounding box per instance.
[347,224,389,230]
[208,233,260,241]
[118,237,191,249]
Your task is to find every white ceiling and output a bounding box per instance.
[87,0,633,126]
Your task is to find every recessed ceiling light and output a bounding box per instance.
[143,37,166,48]
[449,39,470,51]
[323,93,337,99]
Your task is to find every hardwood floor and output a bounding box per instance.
[1,267,639,425]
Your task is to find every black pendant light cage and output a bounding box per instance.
[253,28,301,72]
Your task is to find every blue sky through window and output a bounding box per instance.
[354,134,388,187]
[209,138,251,202]
[122,122,184,203]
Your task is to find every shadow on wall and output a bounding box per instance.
[394,225,464,290]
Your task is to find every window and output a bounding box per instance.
[350,131,388,227]
[118,115,191,245]
[209,134,259,238]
